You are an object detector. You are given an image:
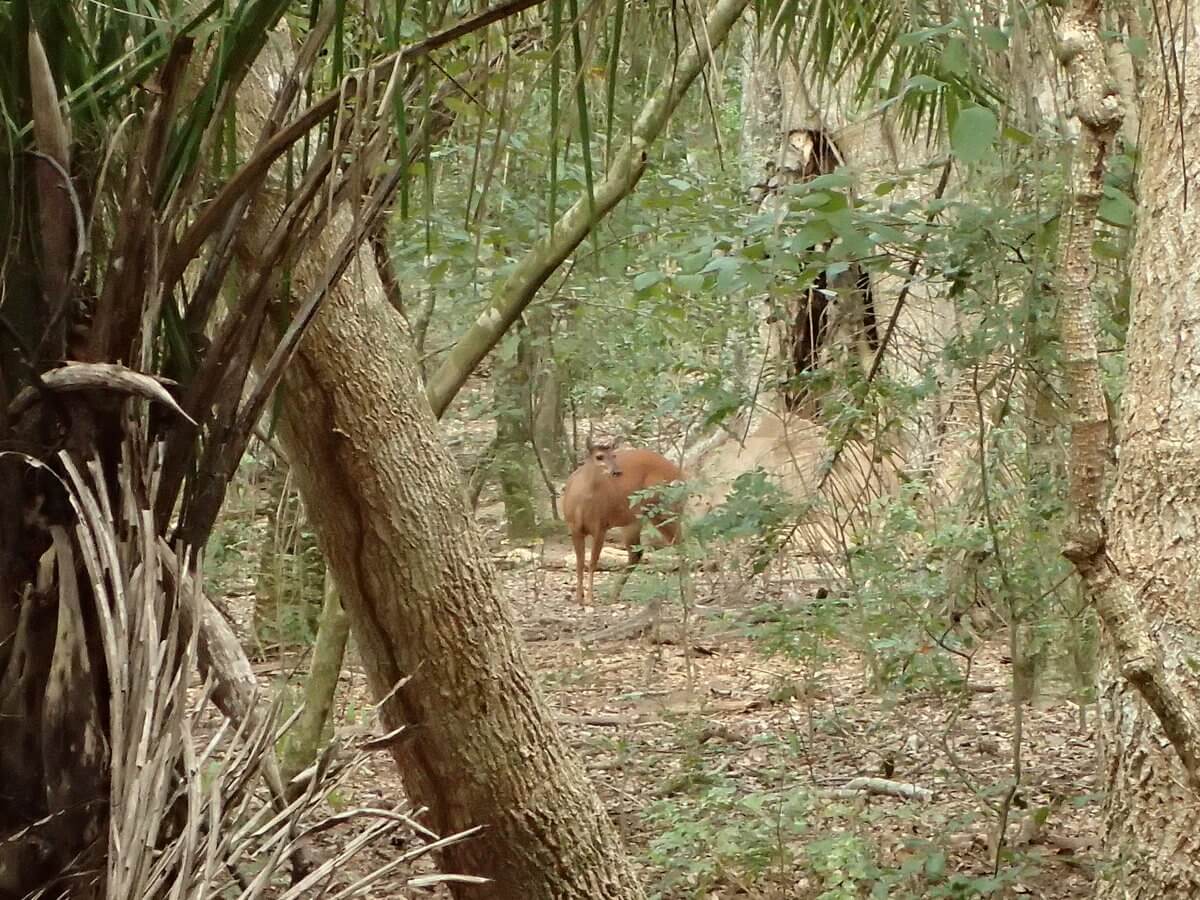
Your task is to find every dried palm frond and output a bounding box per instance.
[7,432,478,899]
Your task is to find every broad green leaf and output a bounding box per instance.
[1002,125,1034,145]
[950,105,998,162]
[1098,185,1135,227]
[869,223,909,245]
[792,220,835,250]
[905,74,945,94]
[805,173,853,191]
[681,249,711,274]
[940,37,967,76]
[789,190,832,209]
[633,270,664,291]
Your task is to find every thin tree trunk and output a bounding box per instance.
[494,325,539,539]
[529,307,570,478]
[281,568,350,789]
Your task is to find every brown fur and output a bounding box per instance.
[562,440,684,604]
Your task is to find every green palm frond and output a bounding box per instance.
[760,0,1011,139]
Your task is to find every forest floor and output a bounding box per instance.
[227,519,1102,899]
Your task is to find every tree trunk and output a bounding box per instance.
[237,37,646,897]
[1054,0,1200,894]
[280,568,350,789]
[528,307,570,478]
[493,328,539,540]
[268,234,645,898]
[1089,9,1200,894]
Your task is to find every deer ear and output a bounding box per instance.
[585,437,596,452]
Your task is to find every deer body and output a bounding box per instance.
[562,441,684,605]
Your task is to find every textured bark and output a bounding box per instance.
[270,233,646,899]
[1092,7,1200,893]
[528,307,570,478]
[493,328,539,539]
[239,36,645,900]
[1055,1,1200,895]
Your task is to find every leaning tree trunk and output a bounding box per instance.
[1055,0,1200,895]
[230,1,751,889]
[264,215,646,900]
[236,35,647,900]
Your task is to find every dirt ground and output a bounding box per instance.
[233,525,1101,900]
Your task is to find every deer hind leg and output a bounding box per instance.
[610,524,643,602]
[586,528,606,606]
[571,530,586,603]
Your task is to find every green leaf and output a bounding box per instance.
[804,173,853,191]
[981,27,1009,51]
[715,263,742,294]
[792,220,835,250]
[634,270,665,291]
[1098,185,1135,227]
[949,105,998,163]
[789,190,831,209]
[869,223,909,245]
[940,38,967,76]
[681,249,711,274]
[905,74,945,94]
[1002,125,1033,145]
[674,273,704,292]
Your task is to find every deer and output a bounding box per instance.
[562,436,685,605]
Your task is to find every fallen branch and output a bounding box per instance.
[824,777,934,802]
[582,605,659,642]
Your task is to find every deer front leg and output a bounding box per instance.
[571,530,586,604]
[586,528,606,606]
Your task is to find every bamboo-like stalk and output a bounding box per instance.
[425,0,752,418]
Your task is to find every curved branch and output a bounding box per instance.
[425,0,752,418]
